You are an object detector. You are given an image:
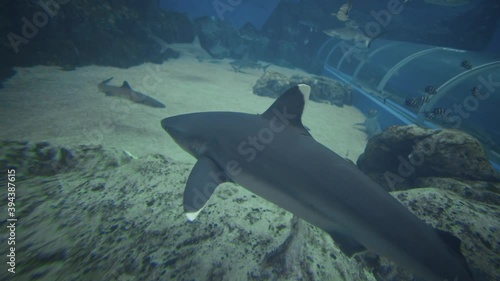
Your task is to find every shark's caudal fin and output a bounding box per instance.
[99,77,113,85]
[261,84,312,137]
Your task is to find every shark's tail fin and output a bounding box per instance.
[99,77,113,85]
[262,64,271,73]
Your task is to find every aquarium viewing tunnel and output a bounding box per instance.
[316,38,500,170]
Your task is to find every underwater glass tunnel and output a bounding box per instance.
[317,38,500,170]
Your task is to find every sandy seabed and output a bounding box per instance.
[0,56,367,164]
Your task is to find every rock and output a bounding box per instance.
[385,188,499,281]
[411,177,500,206]
[357,125,500,191]
[354,187,500,281]
[252,71,352,107]
[196,17,237,59]
[289,75,352,106]
[0,1,193,69]
[252,71,291,98]
[0,140,133,180]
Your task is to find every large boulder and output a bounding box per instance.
[289,75,352,106]
[0,0,192,69]
[357,125,500,191]
[252,71,290,98]
[253,71,352,107]
[358,187,499,281]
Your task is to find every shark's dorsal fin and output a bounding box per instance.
[192,35,201,46]
[183,156,231,221]
[261,84,311,136]
[121,81,132,89]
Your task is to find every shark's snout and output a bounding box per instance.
[161,117,174,132]
[161,115,193,141]
[161,116,185,140]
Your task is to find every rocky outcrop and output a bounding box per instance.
[195,18,270,60]
[0,140,132,179]
[251,71,290,98]
[1,140,497,281]
[361,187,500,281]
[0,0,193,72]
[253,71,352,107]
[353,125,500,280]
[357,125,500,191]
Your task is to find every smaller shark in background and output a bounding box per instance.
[164,36,214,62]
[97,77,165,108]
[353,109,382,139]
[323,27,377,48]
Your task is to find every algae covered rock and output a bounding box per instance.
[253,71,352,107]
[357,125,500,191]
[252,71,290,98]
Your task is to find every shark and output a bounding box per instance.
[160,84,475,281]
[353,112,382,139]
[323,27,377,48]
[98,77,165,108]
[163,36,217,63]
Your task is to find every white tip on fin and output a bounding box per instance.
[297,84,311,101]
[185,208,203,221]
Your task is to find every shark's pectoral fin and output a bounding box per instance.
[261,84,312,137]
[328,231,367,257]
[183,156,230,221]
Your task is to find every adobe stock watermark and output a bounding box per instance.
[383,73,499,191]
[186,104,297,212]
[212,0,244,20]
[7,0,71,54]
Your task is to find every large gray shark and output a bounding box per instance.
[98,77,165,108]
[160,85,475,281]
